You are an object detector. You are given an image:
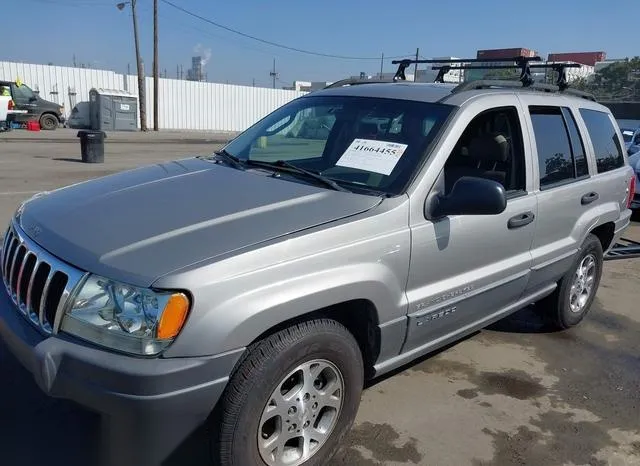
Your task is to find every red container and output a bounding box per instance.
[26,120,41,131]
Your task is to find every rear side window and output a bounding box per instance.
[579,108,625,173]
[529,106,578,188]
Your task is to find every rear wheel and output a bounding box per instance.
[212,319,364,466]
[39,113,58,130]
[538,233,603,329]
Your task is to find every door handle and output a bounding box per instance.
[581,192,599,205]
[508,211,535,229]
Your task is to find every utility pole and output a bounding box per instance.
[380,53,384,75]
[270,59,278,89]
[153,0,159,131]
[414,48,419,82]
[117,1,147,131]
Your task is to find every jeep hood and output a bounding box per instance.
[18,158,381,287]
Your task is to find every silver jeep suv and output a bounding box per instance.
[0,73,635,466]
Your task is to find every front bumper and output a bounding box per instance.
[0,280,244,464]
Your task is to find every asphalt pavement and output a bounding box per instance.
[0,132,639,466]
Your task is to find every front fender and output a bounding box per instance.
[163,262,408,358]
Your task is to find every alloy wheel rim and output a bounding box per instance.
[257,359,344,466]
[569,254,597,313]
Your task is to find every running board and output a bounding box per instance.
[605,237,640,261]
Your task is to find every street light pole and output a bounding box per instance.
[153,0,159,131]
[117,1,147,131]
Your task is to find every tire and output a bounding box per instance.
[538,233,603,330]
[212,319,364,466]
[39,113,59,130]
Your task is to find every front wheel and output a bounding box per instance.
[212,319,364,466]
[39,113,59,130]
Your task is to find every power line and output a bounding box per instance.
[160,0,410,61]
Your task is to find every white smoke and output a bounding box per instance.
[194,43,212,66]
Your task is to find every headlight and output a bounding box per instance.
[60,274,190,356]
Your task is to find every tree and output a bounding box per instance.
[584,56,640,101]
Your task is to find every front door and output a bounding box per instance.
[403,104,536,352]
[10,83,39,123]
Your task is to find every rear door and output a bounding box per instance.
[520,97,610,292]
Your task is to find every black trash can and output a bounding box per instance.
[77,130,106,163]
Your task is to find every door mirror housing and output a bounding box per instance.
[427,176,507,219]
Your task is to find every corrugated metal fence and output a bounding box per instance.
[0,61,307,132]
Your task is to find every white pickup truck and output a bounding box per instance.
[0,95,10,125]
[0,95,27,131]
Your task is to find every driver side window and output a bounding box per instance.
[11,84,35,104]
[443,106,526,196]
[248,108,337,162]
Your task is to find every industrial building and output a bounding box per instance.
[547,51,606,67]
[476,47,538,60]
[187,56,206,82]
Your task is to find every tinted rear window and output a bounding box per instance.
[579,109,625,173]
[529,106,575,187]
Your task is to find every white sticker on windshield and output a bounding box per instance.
[623,130,634,136]
[336,139,408,175]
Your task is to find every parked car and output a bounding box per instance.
[628,150,640,209]
[0,78,635,466]
[620,126,640,155]
[0,80,65,130]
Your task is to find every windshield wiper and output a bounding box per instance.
[247,159,350,192]
[212,149,246,170]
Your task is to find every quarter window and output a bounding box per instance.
[578,108,625,173]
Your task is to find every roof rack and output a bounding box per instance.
[390,56,595,100]
[392,56,543,85]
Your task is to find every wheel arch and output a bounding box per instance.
[589,221,615,251]
[248,299,382,380]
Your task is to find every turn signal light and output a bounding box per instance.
[157,293,190,339]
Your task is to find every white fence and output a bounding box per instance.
[0,61,307,132]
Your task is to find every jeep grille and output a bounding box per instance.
[1,223,85,334]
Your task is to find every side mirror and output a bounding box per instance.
[29,96,37,102]
[427,176,507,219]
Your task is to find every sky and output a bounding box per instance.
[2,0,637,88]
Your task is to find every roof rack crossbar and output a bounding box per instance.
[392,56,543,84]
[391,56,543,65]
[432,61,583,88]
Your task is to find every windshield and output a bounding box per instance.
[221,95,454,195]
